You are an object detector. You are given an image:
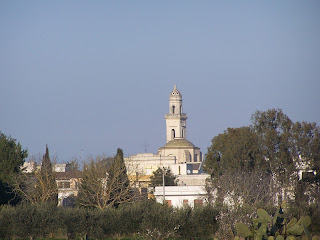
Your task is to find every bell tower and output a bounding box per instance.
[165,85,187,142]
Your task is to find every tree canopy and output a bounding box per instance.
[204,109,320,182]
[149,167,178,188]
[0,131,28,205]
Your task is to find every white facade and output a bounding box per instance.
[21,161,37,173]
[53,163,70,172]
[153,186,207,208]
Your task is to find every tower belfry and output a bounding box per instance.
[165,85,187,142]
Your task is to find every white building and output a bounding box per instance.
[124,85,209,187]
[153,186,207,208]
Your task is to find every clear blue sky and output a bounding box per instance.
[1,1,319,162]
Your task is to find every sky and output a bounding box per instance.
[1,1,320,163]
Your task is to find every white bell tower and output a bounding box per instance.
[165,85,187,142]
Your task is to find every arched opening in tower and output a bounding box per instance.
[171,129,175,140]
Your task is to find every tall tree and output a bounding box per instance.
[77,149,133,209]
[251,109,295,185]
[108,148,132,207]
[0,132,28,205]
[13,145,58,204]
[39,145,58,204]
[204,126,263,177]
[291,121,320,174]
[205,109,320,204]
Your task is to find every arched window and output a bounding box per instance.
[171,129,175,139]
[180,105,182,113]
[194,154,198,162]
[172,105,175,114]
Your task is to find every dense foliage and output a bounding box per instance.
[0,131,28,205]
[204,109,320,181]
[0,201,219,240]
[150,167,178,188]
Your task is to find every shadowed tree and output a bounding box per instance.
[204,126,263,177]
[150,167,177,188]
[0,131,28,205]
[251,109,295,185]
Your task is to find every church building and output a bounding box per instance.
[124,85,208,187]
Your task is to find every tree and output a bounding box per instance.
[204,109,320,207]
[107,148,132,207]
[67,158,79,172]
[13,145,58,205]
[149,167,177,188]
[77,149,133,209]
[0,131,28,205]
[291,121,320,175]
[204,126,263,177]
[251,109,295,185]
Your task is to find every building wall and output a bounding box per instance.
[153,186,207,208]
[124,153,176,175]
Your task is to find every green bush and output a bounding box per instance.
[0,205,14,239]
[0,201,220,239]
[177,205,218,240]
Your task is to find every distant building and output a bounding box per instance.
[153,186,207,208]
[124,85,209,188]
[21,161,37,173]
[55,171,82,207]
[54,163,70,173]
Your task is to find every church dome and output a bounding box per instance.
[161,138,195,149]
[170,85,182,99]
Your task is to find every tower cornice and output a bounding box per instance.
[165,113,187,120]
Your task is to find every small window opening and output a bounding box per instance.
[172,105,175,114]
[171,129,175,139]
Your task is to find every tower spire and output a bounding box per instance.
[165,85,187,142]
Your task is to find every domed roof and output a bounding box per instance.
[170,85,182,99]
[161,138,195,149]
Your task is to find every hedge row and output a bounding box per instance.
[0,200,219,240]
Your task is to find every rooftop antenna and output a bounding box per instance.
[81,148,84,162]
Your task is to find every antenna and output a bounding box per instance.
[144,141,149,153]
[81,148,84,162]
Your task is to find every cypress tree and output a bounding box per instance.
[38,145,58,204]
[108,148,131,207]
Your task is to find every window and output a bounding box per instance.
[171,129,175,139]
[179,166,181,175]
[58,181,70,189]
[180,105,182,113]
[172,105,175,114]
[194,154,198,162]
[183,199,188,207]
[194,199,203,206]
